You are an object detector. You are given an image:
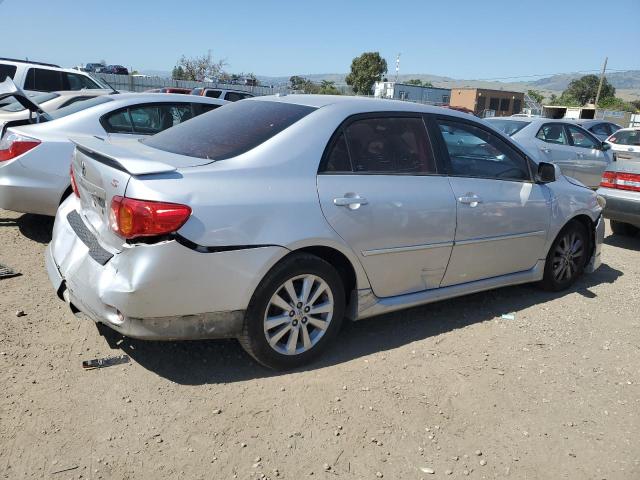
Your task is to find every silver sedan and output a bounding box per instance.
[46,96,605,369]
[486,117,613,188]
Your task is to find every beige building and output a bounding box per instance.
[449,88,525,117]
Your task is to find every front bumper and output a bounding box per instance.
[596,187,640,227]
[46,200,289,340]
[585,214,604,274]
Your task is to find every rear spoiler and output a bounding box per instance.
[69,136,177,176]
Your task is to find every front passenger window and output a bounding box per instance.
[536,124,568,145]
[436,119,529,181]
[566,125,598,148]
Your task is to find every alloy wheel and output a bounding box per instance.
[263,274,334,355]
[552,231,584,282]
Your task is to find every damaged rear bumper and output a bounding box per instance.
[45,199,288,340]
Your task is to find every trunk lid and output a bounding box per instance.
[70,136,177,251]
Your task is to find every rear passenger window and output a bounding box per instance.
[330,117,436,174]
[0,64,17,81]
[324,132,352,172]
[437,119,530,181]
[24,68,64,91]
[536,124,568,145]
[105,109,134,133]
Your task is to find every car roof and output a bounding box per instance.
[250,94,476,119]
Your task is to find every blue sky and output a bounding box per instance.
[1,0,638,79]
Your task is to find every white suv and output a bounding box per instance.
[0,58,106,95]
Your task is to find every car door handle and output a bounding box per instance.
[458,194,482,206]
[577,153,585,158]
[334,195,368,208]
[540,147,551,153]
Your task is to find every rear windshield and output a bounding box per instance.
[48,96,114,120]
[1,92,59,112]
[486,119,529,136]
[608,130,640,146]
[143,100,316,160]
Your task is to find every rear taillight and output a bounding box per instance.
[600,171,616,189]
[109,196,191,240]
[0,132,40,162]
[70,165,80,198]
[600,171,640,192]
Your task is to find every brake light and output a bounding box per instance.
[600,171,616,189]
[600,171,640,192]
[109,196,191,239]
[0,132,40,162]
[70,165,80,198]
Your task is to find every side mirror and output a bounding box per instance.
[536,162,556,183]
[601,141,611,151]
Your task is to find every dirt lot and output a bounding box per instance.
[1,208,639,480]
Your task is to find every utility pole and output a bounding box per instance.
[594,57,608,108]
[395,53,401,83]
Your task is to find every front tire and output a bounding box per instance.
[540,221,589,291]
[239,253,345,370]
[610,220,639,237]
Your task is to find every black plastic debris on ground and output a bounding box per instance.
[0,263,20,279]
[82,354,130,370]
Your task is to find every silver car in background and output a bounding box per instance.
[0,80,227,216]
[46,96,604,369]
[597,127,640,236]
[486,117,613,188]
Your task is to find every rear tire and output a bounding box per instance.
[610,220,639,237]
[540,220,589,292]
[238,253,345,370]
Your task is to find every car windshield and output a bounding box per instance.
[609,130,640,146]
[486,119,529,136]
[48,96,114,120]
[143,100,317,160]
[0,92,59,112]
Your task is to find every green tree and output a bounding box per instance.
[527,89,544,104]
[172,66,186,80]
[174,50,227,81]
[598,96,638,113]
[406,79,433,87]
[318,80,340,95]
[345,52,388,95]
[630,100,640,111]
[548,93,559,104]
[562,74,615,106]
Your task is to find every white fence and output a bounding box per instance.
[94,73,288,96]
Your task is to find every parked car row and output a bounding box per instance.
[3,63,635,370]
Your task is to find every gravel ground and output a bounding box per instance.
[1,209,639,480]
